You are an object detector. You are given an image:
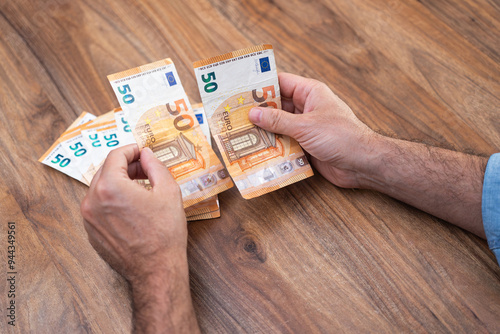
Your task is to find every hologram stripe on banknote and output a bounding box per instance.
[193,44,313,199]
[108,59,233,208]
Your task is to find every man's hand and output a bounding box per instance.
[249,73,488,238]
[81,144,200,333]
[249,73,377,189]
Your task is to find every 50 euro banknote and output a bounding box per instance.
[40,108,220,221]
[108,59,233,208]
[39,112,96,185]
[126,103,221,220]
[193,44,313,199]
[79,111,122,183]
[40,111,128,185]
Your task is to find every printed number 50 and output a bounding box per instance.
[51,154,71,167]
[118,84,135,104]
[201,72,218,93]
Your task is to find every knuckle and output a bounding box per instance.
[94,179,116,203]
[165,179,182,198]
[309,79,331,96]
[158,179,183,205]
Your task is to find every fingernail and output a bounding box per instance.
[249,108,262,123]
[143,147,153,155]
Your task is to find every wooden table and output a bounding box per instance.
[1,0,499,332]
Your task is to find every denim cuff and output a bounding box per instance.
[482,153,500,266]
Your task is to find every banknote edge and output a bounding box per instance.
[40,111,97,161]
[38,140,61,162]
[107,58,174,82]
[185,201,219,216]
[193,44,273,68]
[241,169,314,199]
[182,180,233,208]
[192,102,203,109]
[186,209,221,221]
[66,119,116,138]
[67,112,92,130]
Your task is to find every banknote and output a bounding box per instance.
[82,122,120,167]
[185,195,220,220]
[79,111,119,183]
[186,205,221,221]
[193,44,314,199]
[135,104,221,220]
[135,177,221,220]
[40,108,221,221]
[39,112,96,185]
[108,59,233,208]
[59,128,95,185]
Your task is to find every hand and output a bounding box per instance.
[81,144,199,333]
[249,72,378,188]
[81,144,187,282]
[250,73,487,238]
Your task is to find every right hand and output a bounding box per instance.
[80,145,188,284]
[249,72,378,188]
[81,145,199,333]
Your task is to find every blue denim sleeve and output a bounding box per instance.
[482,153,500,266]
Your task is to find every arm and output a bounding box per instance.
[249,73,488,238]
[80,145,200,334]
[131,257,195,333]
[358,136,487,237]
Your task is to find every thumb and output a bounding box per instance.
[140,147,176,189]
[249,107,299,138]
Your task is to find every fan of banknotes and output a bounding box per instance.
[40,44,314,221]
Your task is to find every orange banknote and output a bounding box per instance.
[193,44,313,199]
[136,103,221,220]
[39,112,96,185]
[108,59,233,208]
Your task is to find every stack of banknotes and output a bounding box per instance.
[40,44,314,220]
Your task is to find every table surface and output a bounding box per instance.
[1,0,499,332]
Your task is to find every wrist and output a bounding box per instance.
[353,133,396,191]
[129,249,189,288]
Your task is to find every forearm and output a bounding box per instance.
[358,135,488,238]
[130,253,200,334]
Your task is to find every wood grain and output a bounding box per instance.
[0,0,499,332]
